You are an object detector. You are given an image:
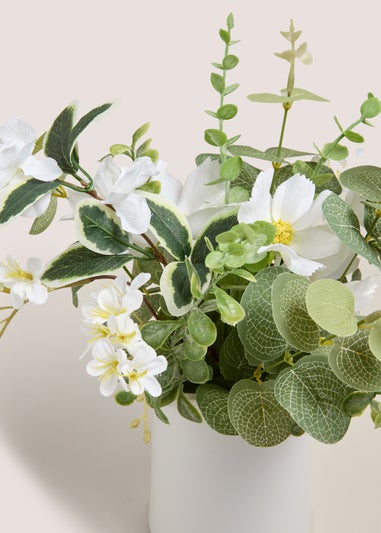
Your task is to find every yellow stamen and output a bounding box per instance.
[273,219,294,245]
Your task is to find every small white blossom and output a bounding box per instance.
[238,168,340,276]
[0,256,48,309]
[86,340,129,397]
[120,343,167,397]
[347,276,379,315]
[108,312,142,349]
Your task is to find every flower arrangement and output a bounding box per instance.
[1,14,381,448]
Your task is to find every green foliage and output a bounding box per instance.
[342,391,375,417]
[141,321,180,350]
[340,165,381,202]
[115,391,136,406]
[219,329,256,381]
[187,309,217,347]
[196,384,238,435]
[29,194,58,235]
[177,385,203,423]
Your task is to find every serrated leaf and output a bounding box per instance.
[238,267,288,363]
[0,178,60,225]
[329,329,381,392]
[177,385,202,423]
[29,194,58,235]
[272,273,320,352]
[306,279,357,337]
[145,192,192,260]
[228,380,293,447]
[274,355,352,443]
[322,194,380,266]
[340,165,381,202]
[220,329,256,381]
[75,199,130,255]
[196,384,237,435]
[141,320,180,350]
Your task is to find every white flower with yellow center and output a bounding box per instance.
[86,340,129,397]
[120,343,167,397]
[108,312,142,349]
[0,256,48,309]
[238,168,340,276]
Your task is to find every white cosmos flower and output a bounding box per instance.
[238,168,340,276]
[0,256,48,309]
[86,340,129,397]
[120,343,167,397]
[93,156,155,234]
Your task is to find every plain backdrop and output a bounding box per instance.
[0,1,381,532]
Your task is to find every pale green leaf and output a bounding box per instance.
[141,320,180,350]
[187,308,217,347]
[29,194,58,235]
[369,318,381,361]
[340,165,381,202]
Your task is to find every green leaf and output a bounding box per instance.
[191,208,238,265]
[115,391,136,406]
[44,104,76,173]
[340,165,381,202]
[219,28,230,44]
[182,334,207,361]
[329,330,381,392]
[75,199,130,255]
[272,273,320,352]
[344,131,364,143]
[180,359,212,384]
[223,83,240,96]
[220,156,242,182]
[228,380,293,447]
[305,279,357,337]
[196,384,238,435]
[177,385,202,423]
[369,318,381,361]
[159,261,194,317]
[322,194,380,266]
[42,243,132,288]
[216,104,238,120]
[222,54,239,70]
[226,13,234,30]
[238,267,288,363]
[322,143,349,161]
[228,144,314,163]
[248,88,328,104]
[145,193,192,261]
[342,391,375,417]
[70,103,112,154]
[287,88,329,102]
[204,129,227,147]
[214,286,245,326]
[274,355,352,443]
[29,194,58,235]
[132,122,150,148]
[0,179,60,225]
[187,308,217,347]
[361,94,381,119]
[370,400,381,428]
[141,320,180,350]
[248,92,288,104]
[210,73,225,93]
[110,143,131,156]
[220,329,256,381]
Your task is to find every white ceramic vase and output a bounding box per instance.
[149,401,311,533]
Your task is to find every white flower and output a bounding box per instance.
[93,156,155,234]
[120,343,167,397]
[0,256,48,309]
[86,340,129,397]
[158,158,227,237]
[108,312,142,349]
[238,168,340,276]
[347,275,379,315]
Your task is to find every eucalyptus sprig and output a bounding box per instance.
[109,122,159,164]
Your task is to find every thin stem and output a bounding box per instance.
[141,234,167,265]
[0,309,18,338]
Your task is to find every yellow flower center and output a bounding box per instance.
[273,219,294,245]
[127,369,148,382]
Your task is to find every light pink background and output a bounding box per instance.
[0,1,380,531]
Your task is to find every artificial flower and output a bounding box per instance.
[120,343,167,397]
[86,340,129,397]
[108,312,142,349]
[347,275,379,315]
[0,256,48,309]
[93,156,155,234]
[238,168,340,276]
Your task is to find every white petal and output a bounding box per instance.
[25,283,48,305]
[291,226,341,259]
[293,190,331,231]
[140,375,162,397]
[156,160,182,203]
[26,257,44,276]
[128,379,144,396]
[130,272,151,290]
[348,276,379,314]
[0,118,36,148]
[238,169,272,224]
[99,375,119,397]
[22,193,51,217]
[177,158,224,216]
[271,174,314,224]
[92,339,116,361]
[94,156,120,199]
[21,155,61,181]
[114,193,151,234]
[123,291,143,313]
[259,243,325,276]
[146,354,168,376]
[117,157,156,193]
[188,205,233,237]
[86,359,105,377]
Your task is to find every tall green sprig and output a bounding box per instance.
[204,13,242,201]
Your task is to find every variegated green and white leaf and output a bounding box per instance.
[274,355,352,443]
[196,384,238,435]
[42,242,133,287]
[322,193,380,266]
[329,329,381,392]
[0,178,59,225]
[75,199,130,255]
[144,192,192,260]
[228,380,293,447]
[272,273,320,352]
[238,267,288,363]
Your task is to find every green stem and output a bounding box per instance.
[0,309,18,338]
